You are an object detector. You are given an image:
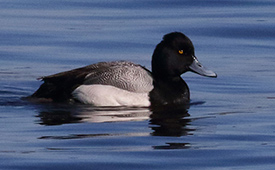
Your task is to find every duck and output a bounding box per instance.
[30,32,217,107]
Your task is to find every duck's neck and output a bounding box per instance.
[153,75,182,82]
[149,75,190,107]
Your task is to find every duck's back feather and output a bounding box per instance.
[83,61,153,93]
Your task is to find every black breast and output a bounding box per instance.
[149,77,190,107]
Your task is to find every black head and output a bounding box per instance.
[151,32,217,79]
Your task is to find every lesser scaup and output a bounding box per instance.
[30,32,217,107]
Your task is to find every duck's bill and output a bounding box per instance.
[189,56,217,78]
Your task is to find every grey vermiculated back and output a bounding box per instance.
[83,61,153,93]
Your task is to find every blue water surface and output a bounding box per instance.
[1,0,275,169]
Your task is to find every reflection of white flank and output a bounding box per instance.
[78,107,152,123]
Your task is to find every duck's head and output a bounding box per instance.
[152,32,217,79]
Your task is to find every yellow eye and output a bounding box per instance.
[178,50,184,54]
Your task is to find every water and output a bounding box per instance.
[1,0,275,169]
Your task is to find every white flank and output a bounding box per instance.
[72,85,150,107]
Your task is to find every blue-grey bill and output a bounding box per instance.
[189,56,217,78]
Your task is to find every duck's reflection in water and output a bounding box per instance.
[38,110,82,125]
[149,106,194,149]
[36,104,195,149]
[37,105,152,125]
[150,106,193,137]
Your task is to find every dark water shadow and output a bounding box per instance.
[149,105,194,149]
[150,107,193,137]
